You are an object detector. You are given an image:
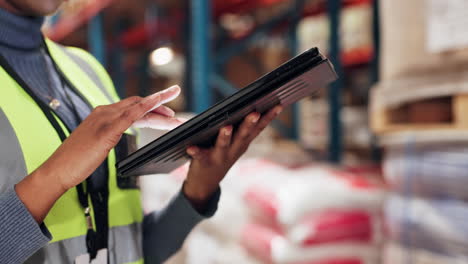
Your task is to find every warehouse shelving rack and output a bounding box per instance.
[46,0,380,163]
[187,0,376,162]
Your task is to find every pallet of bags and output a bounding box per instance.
[243,167,385,226]
[241,222,377,264]
[240,167,385,264]
[385,195,468,257]
[380,139,468,264]
[384,143,468,200]
[383,195,468,264]
[383,242,468,264]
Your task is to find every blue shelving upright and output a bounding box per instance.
[327,0,343,163]
[188,0,308,139]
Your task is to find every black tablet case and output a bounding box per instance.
[117,48,337,177]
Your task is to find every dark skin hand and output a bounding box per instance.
[0,0,285,222]
[16,86,183,222]
[183,106,283,210]
[15,84,283,222]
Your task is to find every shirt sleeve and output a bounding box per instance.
[0,188,51,264]
[142,187,221,263]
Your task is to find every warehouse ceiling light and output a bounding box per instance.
[150,47,174,66]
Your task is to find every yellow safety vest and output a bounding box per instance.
[0,39,143,264]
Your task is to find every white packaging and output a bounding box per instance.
[385,194,468,256]
[241,222,378,264]
[383,242,468,264]
[245,167,385,227]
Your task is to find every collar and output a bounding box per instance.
[0,7,44,50]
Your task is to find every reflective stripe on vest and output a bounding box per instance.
[0,39,143,264]
[59,46,115,104]
[0,108,27,193]
[59,45,138,136]
[23,223,143,264]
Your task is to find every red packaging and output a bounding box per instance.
[289,210,372,246]
[241,223,376,264]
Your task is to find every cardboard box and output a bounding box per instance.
[380,0,468,80]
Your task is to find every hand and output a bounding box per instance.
[51,85,182,190]
[183,105,283,210]
[132,85,184,130]
[16,85,182,222]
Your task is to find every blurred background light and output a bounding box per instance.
[150,47,174,66]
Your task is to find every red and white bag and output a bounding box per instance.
[241,223,378,264]
[287,210,373,246]
[244,167,385,227]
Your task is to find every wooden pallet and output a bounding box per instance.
[371,93,468,134]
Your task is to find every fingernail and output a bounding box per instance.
[275,107,283,115]
[251,115,260,123]
[187,148,198,155]
[224,127,232,136]
[177,117,189,123]
[165,85,181,94]
[165,108,175,117]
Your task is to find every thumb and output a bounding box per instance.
[187,147,209,163]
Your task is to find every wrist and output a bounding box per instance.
[31,164,68,196]
[182,180,218,210]
[15,165,67,223]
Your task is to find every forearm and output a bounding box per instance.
[143,188,220,263]
[15,163,66,223]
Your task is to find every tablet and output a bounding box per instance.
[116,48,337,177]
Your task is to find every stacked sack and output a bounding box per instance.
[240,167,385,264]
[383,143,468,263]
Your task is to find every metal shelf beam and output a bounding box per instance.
[327,0,343,163]
[88,14,106,66]
[190,0,213,113]
[288,0,306,139]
